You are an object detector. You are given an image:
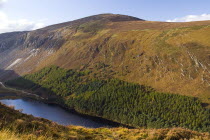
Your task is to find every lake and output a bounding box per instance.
[0,99,115,128]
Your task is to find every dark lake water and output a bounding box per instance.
[0,99,113,128]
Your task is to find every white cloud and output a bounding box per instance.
[0,0,7,7]
[167,14,210,22]
[0,11,45,33]
[0,0,46,33]
[0,0,7,4]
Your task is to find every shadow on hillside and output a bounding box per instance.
[0,69,20,82]
[5,76,57,100]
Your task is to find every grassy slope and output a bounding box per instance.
[0,102,210,140]
[29,19,210,105]
[5,66,210,132]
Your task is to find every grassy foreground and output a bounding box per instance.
[1,127,210,140]
[0,103,210,140]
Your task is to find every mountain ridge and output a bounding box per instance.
[37,13,144,31]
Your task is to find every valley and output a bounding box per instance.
[0,13,210,139]
[4,65,210,132]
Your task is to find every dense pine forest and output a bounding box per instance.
[5,66,210,132]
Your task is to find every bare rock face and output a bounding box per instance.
[0,14,209,101]
[0,28,66,75]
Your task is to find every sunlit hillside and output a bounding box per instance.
[0,14,209,103]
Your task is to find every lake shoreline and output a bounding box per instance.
[0,84,133,129]
[29,98,129,128]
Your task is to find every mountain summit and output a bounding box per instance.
[42,14,144,31]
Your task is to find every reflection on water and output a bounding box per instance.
[0,99,112,128]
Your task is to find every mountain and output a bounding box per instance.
[0,14,143,76]
[0,14,209,103]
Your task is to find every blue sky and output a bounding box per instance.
[0,0,210,33]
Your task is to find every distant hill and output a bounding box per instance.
[0,13,209,104]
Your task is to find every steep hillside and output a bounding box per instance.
[0,13,209,104]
